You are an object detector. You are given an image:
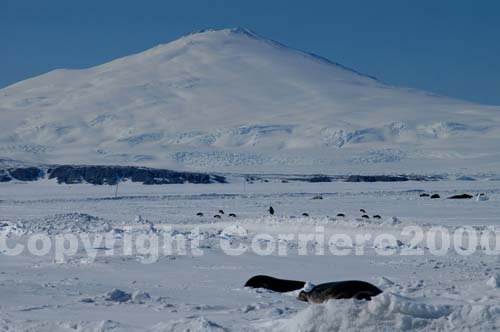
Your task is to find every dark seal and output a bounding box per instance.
[448,193,473,199]
[298,280,382,303]
[244,275,305,293]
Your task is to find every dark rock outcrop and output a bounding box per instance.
[308,175,332,183]
[8,167,43,181]
[1,164,225,185]
[46,165,226,185]
[346,175,409,182]
[259,173,443,183]
[0,169,11,182]
[288,175,333,182]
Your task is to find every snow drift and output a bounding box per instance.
[264,293,500,332]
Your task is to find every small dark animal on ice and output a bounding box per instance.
[448,194,473,199]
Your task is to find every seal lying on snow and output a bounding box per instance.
[244,276,382,302]
[244,275,305,293]
[298,280,382,303]
[448,193,473,199]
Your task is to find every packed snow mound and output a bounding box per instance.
[264,293,500,332]
[476,193,490,201]
[1,28,499,173]
[0,319,123,332]
[15,213,112,235]
[147,317,228,332]
[486,274,500,288]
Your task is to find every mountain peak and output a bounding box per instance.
[183,27,260,39]
[0,28,499,174]
[175,27,377,81]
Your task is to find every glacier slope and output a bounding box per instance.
[1,28,499,173]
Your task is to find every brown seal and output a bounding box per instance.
[244,275,305,293]
[298,280,382,303]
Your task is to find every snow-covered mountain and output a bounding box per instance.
[1,28,499,174]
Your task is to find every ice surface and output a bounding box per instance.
[1,181,500,331]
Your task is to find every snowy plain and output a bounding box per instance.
[1,179,500,331]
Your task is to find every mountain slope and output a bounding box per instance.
[1,28,499,174]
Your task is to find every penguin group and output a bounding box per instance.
[196,209,238,219]
[358,209,382,220]
[195,205,383,220]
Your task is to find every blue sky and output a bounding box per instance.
[2,0,499,105]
